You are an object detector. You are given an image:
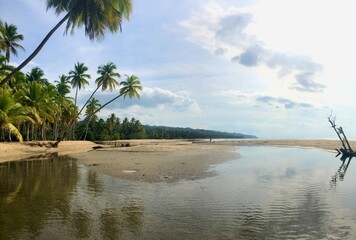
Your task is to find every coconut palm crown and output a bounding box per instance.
[68,62,90,106]
[0,21,25,63]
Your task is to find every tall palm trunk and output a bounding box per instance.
[41,120,46,140]
[72,86,79,140]
[84,118,91,140]
[0,12,70,88]
[53,117,59,140]
[26,122,30,141]
[78,84,101,118]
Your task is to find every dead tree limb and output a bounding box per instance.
[328,116,348,150]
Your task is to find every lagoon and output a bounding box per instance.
[1,147,356,239]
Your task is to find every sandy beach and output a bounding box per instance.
[0,139,348,182]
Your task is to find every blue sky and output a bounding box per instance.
[1,0,356,139]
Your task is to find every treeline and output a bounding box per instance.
[76,114,146,141]
[144,126,257,139]
[74,116,257,141]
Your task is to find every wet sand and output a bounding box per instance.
[70,140,239,183]
[0,139,347,182]
[0,141,97,163]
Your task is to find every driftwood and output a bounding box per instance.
[328,116,355,157]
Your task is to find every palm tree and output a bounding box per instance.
[26,67,48,84]
[55,74,141,144]
[0,88,33,142]
[55,74,71,96]
[78,62,120,117]
[68,62,90,107]
[68,62,90,139]
[0,55,13,79]
[92,74,142,115]
[15,82,50,140]
[0,0,133,87]
[83,98,101,140]
[0,21,25,63]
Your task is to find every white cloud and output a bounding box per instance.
[77,87,202,116]
[180,1,325,92]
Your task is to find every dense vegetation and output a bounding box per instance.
[144,126,257,139]
[0,21,142,142]
[76,114,147,141]
[0,0,140,143]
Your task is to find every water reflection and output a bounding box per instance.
[0,155,145,240]
[330,155,353,188]
[1,147,356,239]
[0,154,78,239]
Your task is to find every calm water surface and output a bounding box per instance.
[1,147,356,239]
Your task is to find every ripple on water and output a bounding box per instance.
[1,147,356,239]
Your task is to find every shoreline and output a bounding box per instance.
[0,139,346,183]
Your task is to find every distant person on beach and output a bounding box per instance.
[210,137,212,143]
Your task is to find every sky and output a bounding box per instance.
[1,0,356,139]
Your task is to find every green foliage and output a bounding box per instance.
[144,126,257,139]
[76,116,146,141]
[0,20,25,62]
[46,0,133,41]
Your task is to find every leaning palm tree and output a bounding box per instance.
[92,74,142,115]
[78,62,120,117]
[0,21,25,63]
[0,0,133,87]
[68,62,90,107]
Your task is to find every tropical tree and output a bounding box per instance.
[68,62,90,106]
[0,0,133,87]
[0,21,25,63]
[0,88,33,142]
[0,54,25,90]
[55,74,142,144]
[15,81,52,140]
[68,62,90,139]
[0,55,13,79]
[26,67,48,84]
[83,98,101,140]
[106,113,120,140]
[93,75,142,115]
[78,62,120,117]
[55,74,71,96]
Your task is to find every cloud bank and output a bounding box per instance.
[180,2,325,92]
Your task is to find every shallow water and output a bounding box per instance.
[1,147,356,239]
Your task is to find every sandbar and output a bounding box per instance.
[0,138,347,183]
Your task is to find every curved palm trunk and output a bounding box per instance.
[78,84,101,116]
[54,92,125,146]
[0,12,70,88]
[93,92,124,116]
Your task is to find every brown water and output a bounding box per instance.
[1,147,356,239]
